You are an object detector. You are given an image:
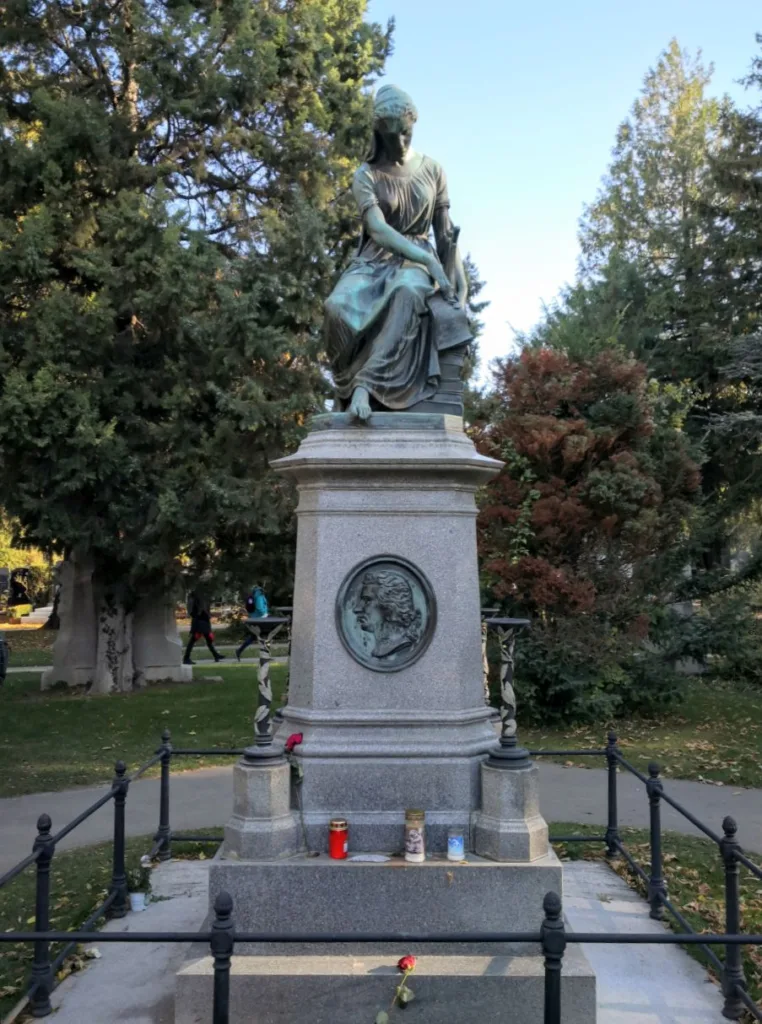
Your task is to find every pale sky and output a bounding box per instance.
[367,0,761,380]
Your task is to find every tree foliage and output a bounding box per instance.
[525,39,762,602]
[0,0,391,606]
[475,347,701,721]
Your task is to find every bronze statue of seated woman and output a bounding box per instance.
[324,85,472,422]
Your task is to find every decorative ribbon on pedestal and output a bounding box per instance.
[483,617,531,770]
[242,617,290,763]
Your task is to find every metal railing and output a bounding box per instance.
[3,603,762,1024]
[0,750,163,1019]
[3,727,762,1022]
[529,731,762,1021]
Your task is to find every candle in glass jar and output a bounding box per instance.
[447,828,465,862]
[329,818,348,859]
[404,809,425,863]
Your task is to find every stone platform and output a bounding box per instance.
[209,850,563,936]
[176,945,595,1024]
[176,850,598,1023]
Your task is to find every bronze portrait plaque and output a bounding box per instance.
[336,556,436,673]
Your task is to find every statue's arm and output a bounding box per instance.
[433,206,468,307]
[364,206,435,268]
[364,206,453,298]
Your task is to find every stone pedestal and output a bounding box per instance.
[132,596,191,685]
[268,412,502,853]
[41,552,97,689]
[194,413,596,1023]
[224,757,301,860]
[472,763,549,861]
[209,850,562,936]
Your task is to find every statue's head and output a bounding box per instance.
[352,568,422,657]
[369,85,418,164]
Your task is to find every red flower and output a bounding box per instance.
[397,955,416,973]
[284,733,303,753]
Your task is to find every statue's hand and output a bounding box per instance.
[425,255,460,307]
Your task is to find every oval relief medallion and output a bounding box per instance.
[335,556,437,673]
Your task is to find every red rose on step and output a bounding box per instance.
[285,733,303,753]
[397,956,416,973]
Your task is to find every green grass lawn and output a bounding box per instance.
[2,626,761,794]
[521,678,762,789]
[3,626,287,666]
[1,628,56,667]
[554,823,762,1018]
[0,832,220,1019]
[0,664,288,797]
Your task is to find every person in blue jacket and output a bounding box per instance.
[236,585,269,661]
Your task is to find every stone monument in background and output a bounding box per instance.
[176,85,595,1023]
[42,551,190,691]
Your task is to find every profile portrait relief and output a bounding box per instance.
[336,557,436,672]
[353,569,423,660]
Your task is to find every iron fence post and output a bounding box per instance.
[29,814,54,1017]
[541,891,565,1024]
[211,891,235,1024]
[720,816,746,1020]
[157,728,172,862]
[605,730,620,860]
[646,762,666,920]
[109,760,129,918]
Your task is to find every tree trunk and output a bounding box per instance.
[91,589,136,694]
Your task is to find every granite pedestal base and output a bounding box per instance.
[472,762,549,862]
[223,757,301,860]
[209,850,562,935]
[176,945,596,1024]
[269,414,504,853]
[181,850,593,1024]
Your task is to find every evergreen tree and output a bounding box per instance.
[0,0,391,690]
[530,40,761,592]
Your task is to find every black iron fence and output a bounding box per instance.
[531,731,762,1021]
[2,728,762,1023]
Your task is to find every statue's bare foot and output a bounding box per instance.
[349,386,372,422]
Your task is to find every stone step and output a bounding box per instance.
[209,851,562,937]
[175,947,595,1023]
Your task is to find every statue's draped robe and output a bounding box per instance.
[324,156,472,411]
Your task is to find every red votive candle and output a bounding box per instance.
[329,818,348,859]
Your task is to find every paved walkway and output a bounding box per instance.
[2,762,761,874]
[565,860,726,1022]
[43,859,727,1023]
[5,648,285,674]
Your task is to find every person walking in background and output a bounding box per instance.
[236,584,269,661]
[183,591,225,665]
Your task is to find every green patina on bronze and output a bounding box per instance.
[324,85,471,423]
[336,556,436,673]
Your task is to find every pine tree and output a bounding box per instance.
[531,40,761,591]
[0,0,391,690]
